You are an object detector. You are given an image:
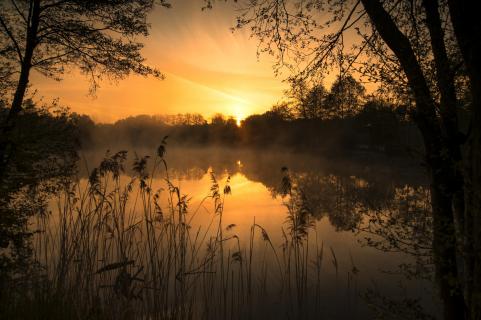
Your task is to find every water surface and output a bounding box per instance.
[64,147,437,319]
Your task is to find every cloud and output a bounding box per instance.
[29,1,287,122]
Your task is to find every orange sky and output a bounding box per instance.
[29,2,289,123]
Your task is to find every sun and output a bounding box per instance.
[232,103,247,127]
[235,112,245,127]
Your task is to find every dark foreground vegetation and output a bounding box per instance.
[1,0,481,320]
[0,97,435,320]
[0,129,435,319]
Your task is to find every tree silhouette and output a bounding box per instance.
[328,74,366,119]
[269,102,295,120]
[287,75,365,120]
[0,0,169,178]
[220,0,481,318]
[0,99,79,287]
[295,82,329,119]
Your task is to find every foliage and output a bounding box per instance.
[75,98,422,157]
[0,145,359,320]
[0,0,168,96]
[210,1,481,318]
[285,74,366,120]
[0,99,79,290]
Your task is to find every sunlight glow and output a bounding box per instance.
[236,116,243,127]
[29,3,288,123]
[234,104,246,127]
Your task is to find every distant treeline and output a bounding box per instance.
[74,74,428,156]
[76,100,423,156]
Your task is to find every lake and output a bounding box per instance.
[36,147,437,319]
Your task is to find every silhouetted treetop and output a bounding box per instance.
[0,0,168,96]
[328,74,366,118]
[0,0,169,180]
[285,74,366,120]
[220,1,481,319]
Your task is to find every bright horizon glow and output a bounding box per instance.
[28,3,288,123]
[236,116,242,127]
[233,103,246,126]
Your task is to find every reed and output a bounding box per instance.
[2,143,352,320]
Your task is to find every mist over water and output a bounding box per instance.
[69,146,437,319]
[1,0,479,318]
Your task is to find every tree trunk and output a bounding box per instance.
[423,0,465,242]
[429,156,467,319]
[0,0,40,181]
[447,1,481,318]
[360,1,466,318]
[464,103,481,320]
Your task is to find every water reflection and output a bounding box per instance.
[74,149,435,319]
[35,147,436,319]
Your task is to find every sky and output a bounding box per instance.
[29,2,289,123]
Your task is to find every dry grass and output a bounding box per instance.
[3,143,354,320]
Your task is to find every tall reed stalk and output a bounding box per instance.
[5,144,353,320]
